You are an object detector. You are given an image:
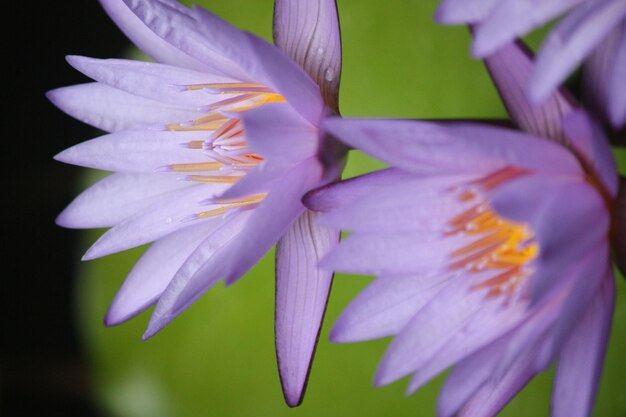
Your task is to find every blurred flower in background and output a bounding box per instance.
[437,0,626,129]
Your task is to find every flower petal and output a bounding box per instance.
[330,274,453,343]
[104,220,219,325]
[529,0,626,104]
[275,210,337,407]
[435,0,497,24]
[613,178,626,277]
[374,273,509,385]
[47,83,203,132]
[66,55,234,107]
[552,275,615,417]
[120,0,249,78]
[143,159,323,338]
[83,183,228,259]
[607,22,626,129]
[99,0,210,71]
[481,39,575,145]
[322,118,582,176]
[56,173,194,229]
[473,0,586,57]
[273,0,342,110]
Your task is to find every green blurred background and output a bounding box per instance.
[23,0,626,416]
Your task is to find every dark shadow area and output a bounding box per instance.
[3,1,128,415]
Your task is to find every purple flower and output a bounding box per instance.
[49,0,342,405]
[436,0,626,129]
[305,40,618,416]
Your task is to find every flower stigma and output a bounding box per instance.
[446,167,539,300]
[161,82,286,220]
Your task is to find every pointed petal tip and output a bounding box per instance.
[281,388,305,408]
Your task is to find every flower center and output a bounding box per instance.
[446,167,539,299]
[163,83,286,219]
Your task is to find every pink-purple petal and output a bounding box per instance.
[435,0,497,24]
[275,210,337,407]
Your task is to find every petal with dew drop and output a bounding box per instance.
[105,220,220,326]
[83,183,228,260]
[275,210,337,407]
[144,158,323,339]
[47,83,203,133]
[273,0,342,110]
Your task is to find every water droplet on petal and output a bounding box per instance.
[165,217,173,224]
[324,68,335,81]
[317,47,325,55]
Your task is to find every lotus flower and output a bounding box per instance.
[304,40,618,417]
[436,0,626,129]
[49,0,343,405]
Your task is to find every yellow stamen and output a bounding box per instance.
[168,162,223,172]
[187,175,241,184]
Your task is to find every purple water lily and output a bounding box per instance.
[436,0,626,129]
[49,0,342,405]
[305,40,618,417]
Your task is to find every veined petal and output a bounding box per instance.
[105,220,219,325]
[435,0,497,24]
[144,159,323,338]
[66,55,235,107]
[47,83,203,132]
[529,0,626,104]
[121,0,250,79]
[54,129,212,173]
[473,0,587,57]
[83,183,228,259]
[273,0,342,110]
[322,118,582,176]
[275,210,337,407]
[56,173,194,229]
[481,39,575,145]
[98,0,210,71]
[552,275,615,417]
